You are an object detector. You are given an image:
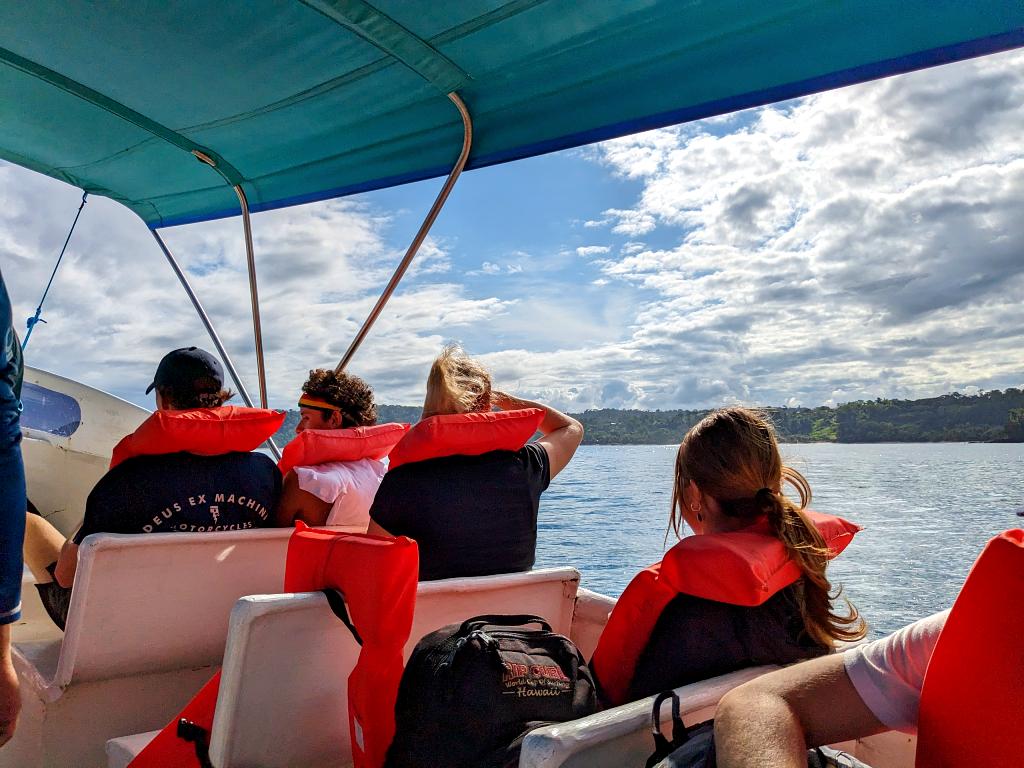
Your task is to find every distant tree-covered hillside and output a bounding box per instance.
[378,404,423,424]
[273,388,1024,446]
[575,406,837,444]
[833,389,1024,442]
[274,404,420,444]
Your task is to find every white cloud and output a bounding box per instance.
[467,260,524,276]
[575,245,610,257]
[572,48,1024,408]
[0,164,509,409]
[604,208,657,236]
[4,50,1024,414]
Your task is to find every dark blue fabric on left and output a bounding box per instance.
[0,269,25,625]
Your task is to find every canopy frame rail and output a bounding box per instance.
[191,150,271,411]
[335,91,472,373]
[150,229,281,460]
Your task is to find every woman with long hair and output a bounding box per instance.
[591,406,865,706]
[367,345,583,580]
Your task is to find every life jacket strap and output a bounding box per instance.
[322,588,363,646]
[175,719,213,768]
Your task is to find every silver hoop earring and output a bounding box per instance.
[689,503,700,513]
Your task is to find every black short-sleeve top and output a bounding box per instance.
[623,583,828,702]
[73,451,281,543]
[369,443,551,581]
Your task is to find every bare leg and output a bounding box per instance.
[22,513,65,583]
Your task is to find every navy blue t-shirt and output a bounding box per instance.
[369,443,551,581]
[0,270,25,626]
[73,451,281,542]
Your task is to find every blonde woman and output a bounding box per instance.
[367,346,583,580]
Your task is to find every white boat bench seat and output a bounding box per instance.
[107,566,581,768]
[4,527,313,768]
[519,665,778,768]
[519,646,919,768]
[106,730,160,768]
[567,587,616,660]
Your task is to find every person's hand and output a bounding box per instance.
[491,390,512,410]
[0,628,19,748]
[493,390,532,412]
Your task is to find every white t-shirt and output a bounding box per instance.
[843,610,949,732]
[293,458,386,528]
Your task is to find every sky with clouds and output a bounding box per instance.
[2,49,1022,412]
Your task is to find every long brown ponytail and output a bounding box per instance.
[670,407,865,646]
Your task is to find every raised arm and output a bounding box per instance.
[491,391,583,479]
[714,653,886,768]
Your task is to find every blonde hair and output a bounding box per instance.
[669,406,866,647]
[422,345,492,418]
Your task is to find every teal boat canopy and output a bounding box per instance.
[2,1,1023,229]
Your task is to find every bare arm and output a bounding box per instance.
[0,624,18,747]
[53,539,78,589]
[22,512,66,583]
[366,520,393,537]
[714,653,886,768]
[492,391,583,479]
[275,471,333,528]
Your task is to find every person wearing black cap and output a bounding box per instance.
[23,347,282,630]
[144,345,232,408]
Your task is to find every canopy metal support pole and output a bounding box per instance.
[231,184,270,410]
[335,91,473,373]
[190,150,271,412]
[23,191,89,351]
[151,229,281,460]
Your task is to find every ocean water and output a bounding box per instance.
[535,443,1024,637]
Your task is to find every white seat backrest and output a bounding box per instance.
[406,567,579,655]
[520,666,777,768]
[58,529,294,686]
[210,567,581,768]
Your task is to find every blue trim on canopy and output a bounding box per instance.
[467,28,1024,176]
[153,27,1024,229]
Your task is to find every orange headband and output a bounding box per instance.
[298,394,341,412]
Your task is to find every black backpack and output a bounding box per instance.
[645,689,873,768]
[646,690,716,768]
[385,614,597,768]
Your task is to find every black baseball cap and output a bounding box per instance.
[145,347,224,395]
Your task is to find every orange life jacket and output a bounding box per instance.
[284,524,418,768]
[915,528,1024,767]
[109,406,284,469]
[590,511,860,707]
[387,408,543,469]
[129,524,418,768]
[277,422,410,476]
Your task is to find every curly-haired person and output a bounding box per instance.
[275,369,385,529]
